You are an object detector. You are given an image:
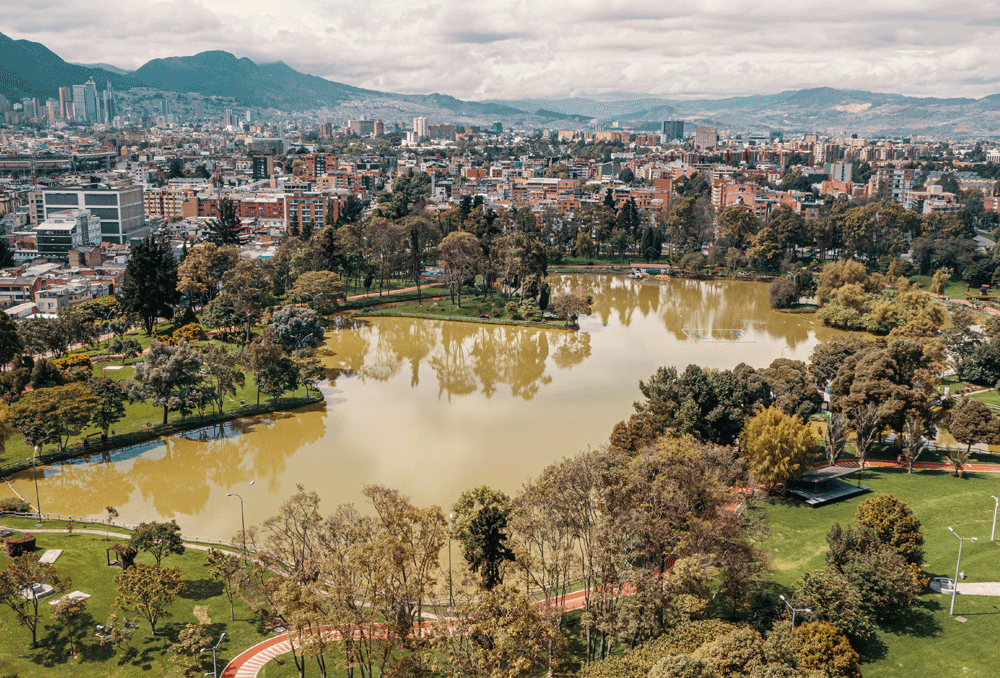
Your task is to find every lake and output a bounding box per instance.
[9,274,844,540]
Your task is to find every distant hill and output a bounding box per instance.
[0,32,139,102]
[491,88,1000,136]
[70,62,131,75]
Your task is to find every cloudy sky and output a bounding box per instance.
[4,0,1000,101]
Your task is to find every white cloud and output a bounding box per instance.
[2,0,999,100]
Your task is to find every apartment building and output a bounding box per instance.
[39,184,148,244]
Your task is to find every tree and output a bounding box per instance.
[271,305,325,352]
[855,494,924,565]
[649,655,720,678]
[574,229,597,263]
[50,596,92,658]
[206,549,241,621]
[114,563,183,636]
[208,197,242,245]
[718,206,759,250]
[823,412,847,467]
[0,311,23,369]
[177,242,240,309]
[216,260,274,342]
[438,231,481,307]
[693,627,765,678]
[792,571,875,646]
[120,237,181,335]
[747,227,784,272]
[169,622,212,676]
[131,341,205,425]
[130,520,186,566]
[287,270,343,314]
[740,406,817,489]
[768,277,797,309]
[816,260,870,300]
[948,397,999,452]
[440,583,566,678]
[10,382,101,451]
[848,403,880,471]
[452,486,516,590]
[88,376,128,438]
[0,554,68,647]
[761,359,822,420]
[640,226,664,262]
[111,336,142,365]
[930,269,950,294]
[791,622,861,678]
[202,344,246,415]
[248,328,299,404]
[550,292,592,325]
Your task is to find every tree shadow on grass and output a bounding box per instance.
[881,598,943,639]
[857,634,889,665]
[179,577,224,600]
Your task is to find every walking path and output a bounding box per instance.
[345,283,440,302]
[0,526,223,554]
[832,459,1000,473]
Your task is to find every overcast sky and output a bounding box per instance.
[4,0,1000,101]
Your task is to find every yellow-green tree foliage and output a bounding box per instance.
[692,627,764,678]
[855,493,924,565]
[740,406,818,488]
[578,620,741,678]
[816,260,871,299]
[52,353,92,373]
[929,269,950,295]
[172,322,208,344]
[791,621,861,678]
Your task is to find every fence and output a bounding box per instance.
[0,511,248,550]
[0,393,324,479]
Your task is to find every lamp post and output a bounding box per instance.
[947,527,977,615]
[200,631,226,678]
[448,512,454,609]
[778,595,810,626]
[991,496,998,542]
[227,481,254,564]
[32,446,41,524]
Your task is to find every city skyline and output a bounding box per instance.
[2,1,1000,102]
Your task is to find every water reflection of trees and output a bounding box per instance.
[31,401,328,522]
[557,274,814,350]
[328,317,592,401]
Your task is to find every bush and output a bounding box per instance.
[52,353,93,372]
[4,533,36,557]
[0,497,31,513]
[769,277,798,309]
[173,323,208,344]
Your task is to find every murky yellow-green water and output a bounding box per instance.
[9,275,845,540]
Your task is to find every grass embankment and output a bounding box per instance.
[765,467,1000,678]
[0,525,266,677]
[360,295,577,330]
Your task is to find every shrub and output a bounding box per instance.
[4,533,36,557]
[52,353,93,373]
[0,497,31,513]
[173,323,208,344]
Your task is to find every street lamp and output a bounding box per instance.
[200,631,226,678]
[947,527,977,616]
[297,333,314,350]
[227,481,255,564]
[32,446,41,524]
[991,496,999,542]
[778,595,810,626]
[448,512,454,609]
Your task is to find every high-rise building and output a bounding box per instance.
[34,209,102,261]
[46,98,60,121]
[694,126,718,150]
[83,79,98,122]
[21,99,35,119]
[869,167,914,209]
[662,120,684,140]
[58,87,72,119]
[195,101,205,121]
[348,119,376,136]
[102,85,116,124]
[72,84,87,122]
[224,109,233,127]
[39,184,148,244]
[374,120,385,136]
[830,161,852,183]
[413,116,429,140]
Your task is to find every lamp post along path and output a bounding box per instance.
[991,496,998,542]
[947,527,977,616]
[779,594,810,626]
[227,481,255,564]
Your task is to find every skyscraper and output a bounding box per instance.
[102,85,116,124]
[413,116,429,139]
[83,79,98,122]
[662,120,684,140]
[224,109,233,127]
[694,126,718,150]
[72,84,87,121]
[59,87,72,119]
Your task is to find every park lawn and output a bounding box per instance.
[763,466,1000,677]
[968,389,1000,407]
[910,275,979,301]
[0,526,268,677]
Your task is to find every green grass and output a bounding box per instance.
[968,390,1000,406]
[0,525,267,677]
[763,467,1000,677]
[364,295,574,328]
[910,275,987,302]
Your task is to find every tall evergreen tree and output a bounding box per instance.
[208,197,241,245]
[120,237,181,335]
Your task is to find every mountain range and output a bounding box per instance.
[3,31,1000,136]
